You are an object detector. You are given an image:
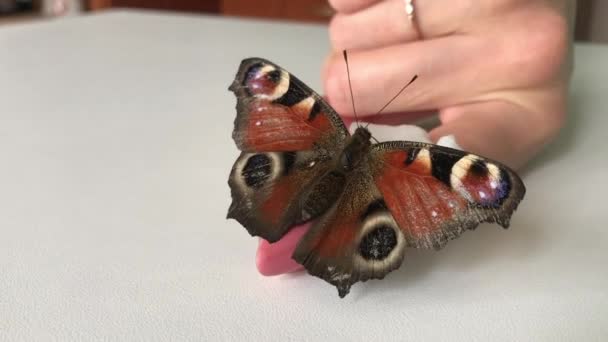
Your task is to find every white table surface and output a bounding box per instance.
[1,10,607,341]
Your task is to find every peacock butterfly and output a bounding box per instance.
[226,57,526,298]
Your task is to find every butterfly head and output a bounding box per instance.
[338,127,372,172]
[353,126,372,142]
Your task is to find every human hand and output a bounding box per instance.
[323,0,573,169]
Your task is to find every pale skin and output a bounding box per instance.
[322,0,575,169]
[256,0,575,274]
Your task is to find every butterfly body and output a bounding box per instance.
[227,58,525,297]
[338,127,372,172]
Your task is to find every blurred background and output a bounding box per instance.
[0,0,605,43]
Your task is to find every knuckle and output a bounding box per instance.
[328,14,349,51]
[323,60,351,115]
[530,12,569,72]
[532,104,567,149]
[527,87,568,148]
[508,9,570,85]
[327,0,347,12]
[543,98,567,138]
[328,0,365,13]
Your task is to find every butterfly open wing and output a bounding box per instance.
[227,58,349,242]
[371,141,525,249]
[293,141,525,297]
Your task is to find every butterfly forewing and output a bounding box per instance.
[370,141,526,250]
[229,58,348,152]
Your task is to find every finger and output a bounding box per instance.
[328,0,381,14]
[329,0,474,51]
[359,110,437,125]
[256,224,309,275]
[430,99,565,169]
[330,0,419,50]
[324,36,497,117]
[325,11,568,118]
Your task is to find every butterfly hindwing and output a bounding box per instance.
[293,166,407,298]
[228,150,336,242]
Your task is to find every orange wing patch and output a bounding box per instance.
[375,148,468,248]
[244,100,331,151]
[260,177,299,226]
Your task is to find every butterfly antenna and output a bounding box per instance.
[364,75,418,129]
[343,50,360,128]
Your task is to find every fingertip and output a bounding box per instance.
[255,239,296,276]
[254,224,310,276]
[328,0,379,14]
[326,0,340,11]
[438,108,465,124]
[256,239,302,276]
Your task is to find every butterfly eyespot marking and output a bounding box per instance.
[242,154,272,189]
[266,69,282,83]
[232,152,284,193]
[355,210,405,268]
[359,225,397,260]
[450,155,511,207]
[244,64,289,100]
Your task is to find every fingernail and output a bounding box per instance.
[363,123,431,143]
[255,224,310,276]
[437,134,462,150]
